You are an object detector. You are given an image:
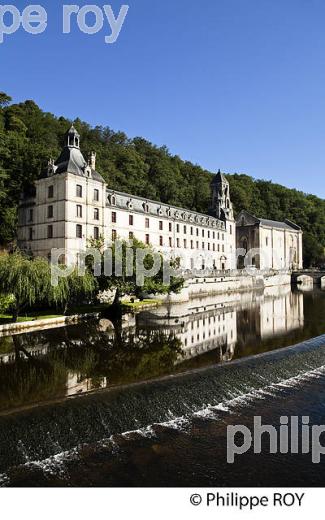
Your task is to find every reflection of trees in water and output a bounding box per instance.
[0,335,67,412]
[0,320,182,412]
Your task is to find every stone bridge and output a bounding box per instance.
[292,270,325,288]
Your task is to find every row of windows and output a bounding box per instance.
[27,223,228,248]
[28,225,101,240]
[111,230,226,251]
[76,225,100,239]
[185,325,230,345]
[112,212,228,239]
[76,205,100,220]
[28,204,100,222]
[47,185,100,201]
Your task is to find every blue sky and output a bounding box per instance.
[1,0,325,197]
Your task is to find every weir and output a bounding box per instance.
[1,333,325,476]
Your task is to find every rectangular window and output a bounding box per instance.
[184,225,187,234]
[202,242,205,249]
[145,234,150,245]
[129,215,134,226]
[230,225,232,235]
[208,243,210,251]
[218,244,220,252]
[177,238,180,248]
[222,244,225,252]
[202,229,205,237]
[29,228,33,241]
[94,189,99,202]
[94,227,99,240]
[213,244,215,251]
[112,211,117,223]
[169,237,172,247]
[76,185,82,198]
[145,217,150,228]
[190,227,193,235]
[76,224,82,238]
[266,237,269,246]
[94,208,99,220]
[208,231,210,239]
[112,229,117,242]
[29,209,33,222]
[48,185,54,198]
[213,232,215,239]
[191,240,194,249]
[184,239,187,248]
[196,228,199,237]
[160,236,163,246]
[48,225,53,239]
[169,223,172,232]
[159,221,163,231]
[129,231,134,240]
[48,205,53,219]
[76,205,82,218]
[196,241,199,249]
[176,224,180,233]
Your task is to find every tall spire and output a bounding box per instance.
[210,170,234,221]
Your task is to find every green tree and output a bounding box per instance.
[87,237,184,308]
[0,253,96,321]
[0,253,53,322]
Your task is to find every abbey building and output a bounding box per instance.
[17,125,303,271]
[17,126,236,270]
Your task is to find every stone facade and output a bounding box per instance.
[236,210,303,270]
[18,126,236,270]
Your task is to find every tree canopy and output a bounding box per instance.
[0,92,324,266]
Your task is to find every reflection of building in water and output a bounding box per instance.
[0,288,305,371]
[66,373,108,396]
[237,286,304,344]
[259,288,304,338]
[138,294,238,363]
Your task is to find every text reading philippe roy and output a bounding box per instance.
[0,4,129,44]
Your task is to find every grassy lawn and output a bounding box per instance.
[0,312,63,325]
[122,299,161,310]
[0,300,161,325]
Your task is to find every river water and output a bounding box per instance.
[1,286,325,486]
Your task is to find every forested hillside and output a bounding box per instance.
[0,92,324,267]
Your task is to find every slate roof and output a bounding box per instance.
[106,188,226,229]
[54,146,105,182]
[237,210,301,231]
[259,218,300,231]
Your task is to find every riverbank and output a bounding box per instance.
[0,299,161,335]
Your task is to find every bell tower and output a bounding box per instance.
[210,170,234,221]
[66,125,80,148]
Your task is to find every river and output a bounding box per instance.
[1,286,325,486]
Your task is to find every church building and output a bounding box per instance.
[17,126,236,271]
[236,210,303,270]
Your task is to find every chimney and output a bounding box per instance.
[89,151,96,170]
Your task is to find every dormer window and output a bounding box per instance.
[143,202,149,213]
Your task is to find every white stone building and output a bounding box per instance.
[17,126,236,270]
[236,209,303,270]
